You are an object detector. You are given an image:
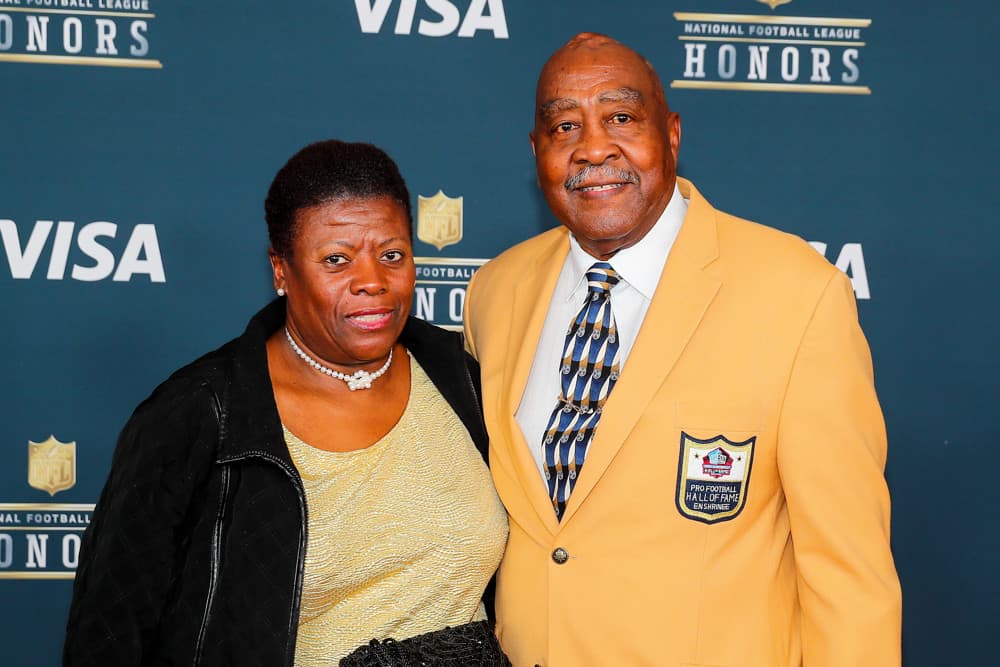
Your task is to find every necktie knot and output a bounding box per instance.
[585,262,620,296]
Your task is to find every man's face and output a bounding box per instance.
[530,41,681,260]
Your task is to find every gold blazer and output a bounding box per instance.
[464,178,901,667]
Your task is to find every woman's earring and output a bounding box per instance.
[277,287,286,297]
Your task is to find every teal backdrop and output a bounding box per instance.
[1,1,996,664]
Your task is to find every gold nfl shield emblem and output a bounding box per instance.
[417,191,463,250]
[28,436,76,496]
[675,432,755,524]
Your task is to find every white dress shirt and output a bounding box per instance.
[514,183,689,480]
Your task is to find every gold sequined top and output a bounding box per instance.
[284,355,508,666]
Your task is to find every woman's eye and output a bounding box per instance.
[325,255,347,266]
[383,250,404,262]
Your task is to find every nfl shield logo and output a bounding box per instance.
[28,436,76,496]
[417,190,463,250]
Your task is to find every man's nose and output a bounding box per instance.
[572,122,621,165]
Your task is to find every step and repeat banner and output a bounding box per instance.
[1,1,996,665]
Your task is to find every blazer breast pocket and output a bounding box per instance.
[674,402,759,525]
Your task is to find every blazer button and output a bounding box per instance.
[551,547,569,564]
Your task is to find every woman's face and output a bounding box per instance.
[271,196,415,369]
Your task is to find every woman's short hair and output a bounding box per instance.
[265,140,412,258]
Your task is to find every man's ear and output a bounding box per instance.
[667,112,682,163]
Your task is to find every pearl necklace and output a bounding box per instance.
[284,327,393,391]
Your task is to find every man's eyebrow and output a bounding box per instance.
[538,88,644,120]
[538,98,579,120]
[598,87,643,104]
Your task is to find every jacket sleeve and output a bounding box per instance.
[462,269,480,360]
[777,270,902,666]
[62,380,220,667]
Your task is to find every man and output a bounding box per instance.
[463,33,901,666]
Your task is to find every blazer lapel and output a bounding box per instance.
[499,231,568,535]
[560,179,722,526]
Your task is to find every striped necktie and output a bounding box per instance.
[542,262,621,519]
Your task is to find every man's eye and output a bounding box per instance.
[325,255,347,265]
[610,113,632,124]
[383,250,404,262]
[554,121,575,133]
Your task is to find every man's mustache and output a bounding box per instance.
[564,165,639,191]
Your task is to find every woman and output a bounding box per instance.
[63,140,509,666]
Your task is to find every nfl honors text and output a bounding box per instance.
[0,0,159,69]
[671,2,872,95]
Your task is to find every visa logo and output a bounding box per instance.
[355,0,509,39]
[1,219,166,283]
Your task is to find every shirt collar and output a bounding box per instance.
[563,182,688,301]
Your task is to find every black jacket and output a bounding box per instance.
[63,299,490,667]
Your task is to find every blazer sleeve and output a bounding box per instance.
[777,270,902,666]
[62,382,220,667]
[462,269,480,360]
